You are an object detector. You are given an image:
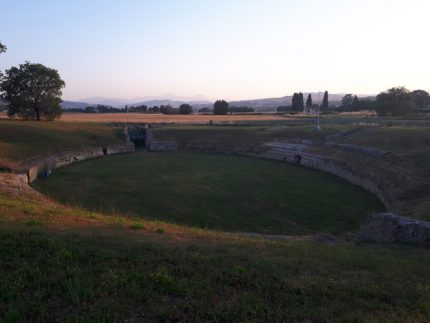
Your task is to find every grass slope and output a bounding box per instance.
[0,192,429,322]
[151,124,344,147]
[33,151,384,235]
[342,126,430,174]
[0,120,125,165]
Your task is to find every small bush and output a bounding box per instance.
[25,219,43,226]
[129,222,145,230]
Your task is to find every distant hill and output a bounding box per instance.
[62,93,376,112]
[77,94,211,108]
[130,99,211,109]
[229,93,347,111]
[78,97,127,107]
[61,101,91,110]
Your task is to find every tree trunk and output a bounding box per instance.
[35,107,40,121]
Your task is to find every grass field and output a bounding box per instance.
[0,120,125,167]
[0,191,429,322]
[33,151,384,235]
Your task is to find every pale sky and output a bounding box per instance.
[1,0,429,101]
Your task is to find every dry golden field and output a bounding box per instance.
[0,112,287,123]
[60,113,287,123]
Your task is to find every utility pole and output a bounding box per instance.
[316,92,321,131]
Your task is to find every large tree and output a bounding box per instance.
[341,94,354,111]
[376,87,414,116]
[178,103,193,115]
[411,89,430,109]
[1,62,65,120]
[213,100,229,115]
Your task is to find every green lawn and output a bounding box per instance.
[33,151,384,235]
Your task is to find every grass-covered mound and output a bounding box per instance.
[0,120,125,166]
[341,126,430,172]
[33,151,384,235]
[151,124,344,147]
[0,192,429,322]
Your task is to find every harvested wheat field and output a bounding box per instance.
[58,113,288,124]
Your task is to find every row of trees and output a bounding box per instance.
[211,101,256,114]
[71,103,195,115]
[376,87,429,116]
[66,101,256,116]
[340,88,430,115]
[340,94,377,111]
[291,91,329,111]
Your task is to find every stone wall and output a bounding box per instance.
[147,140,178,151]
[259,143,393,209]
[25,147,104,183]
[23,143,135,183]
[106,143,135,155]
[358,213,430,245]
[144,129,177,151]
[0,173,28,192]
[324,142,390,158]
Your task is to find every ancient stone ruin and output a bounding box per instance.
[358,213,430,245]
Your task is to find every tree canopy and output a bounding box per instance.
[1,62,65,120]
[0,41,6,54]
[411,89,430,109]
[213,100,229,115]
[160,105,178,114]
[178,103,193,115]
[376,87,414,116]
[341,94,354,111]
[291,92,304,111]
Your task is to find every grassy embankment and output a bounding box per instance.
[0,191,429,322]
[34,151,384,235]
[0,120,125,169]
[341,126,430,173]
[151,124,344,146]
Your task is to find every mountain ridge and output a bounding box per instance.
[61,93,376,111]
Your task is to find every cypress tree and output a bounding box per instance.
[322,91,329,109]
[352,95,359,111]
[292,93,298,111]
[298,92,305,111]
[306,94,313,108]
